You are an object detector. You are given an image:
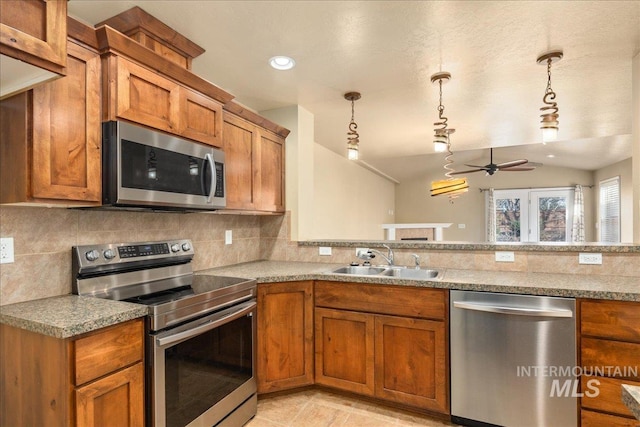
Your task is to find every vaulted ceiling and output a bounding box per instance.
[69,1,640,181]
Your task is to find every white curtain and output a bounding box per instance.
[572,184,585,242]
[487,188,496,242]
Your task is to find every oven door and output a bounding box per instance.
[103,120,226,210]
[150,300,256,427]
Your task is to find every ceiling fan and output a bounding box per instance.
[451,148,536,176]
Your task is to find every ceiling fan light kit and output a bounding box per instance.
[344,91,362,160]
[537,50,563,144]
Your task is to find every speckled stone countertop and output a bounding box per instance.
[298,240,640,253]
[197,260,640,301]
[623,385,640,420]
[0,295,148,339]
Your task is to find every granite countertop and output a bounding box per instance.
[0,295,148,339]
[623,385,640,420]
[197,260,640,301]
[2,260,638,339]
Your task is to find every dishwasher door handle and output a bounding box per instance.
[453,301,573,317]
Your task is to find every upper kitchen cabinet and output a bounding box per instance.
[223,102,288,213]
[0,19,101,206]
[95,7,232,148]
[0,0,67,99]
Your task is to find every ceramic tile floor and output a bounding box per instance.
[245,389,462,427]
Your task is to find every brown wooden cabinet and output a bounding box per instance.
[103,54,223,147]
[1,319,145,427]
[0,38,101,205]
[257,281,314,393]
[223,109,286,212]
[314,281,449,415]
[0,0,67,75]
[579,299,640,425]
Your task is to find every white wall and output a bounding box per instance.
[312,144,395,240]
[396,165,596,241]
[633,52,640,242]
[595,157,633,242]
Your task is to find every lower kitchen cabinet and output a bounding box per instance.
[0,319,144,426]
[579,299,640,425]
[257,281,314,393]
[314,281,449,415]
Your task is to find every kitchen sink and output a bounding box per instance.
[331,266,387,275]
[381,268,440,279]
[328,266,442,281]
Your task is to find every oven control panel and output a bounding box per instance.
[118,243,170,259]
[73,239,194,268]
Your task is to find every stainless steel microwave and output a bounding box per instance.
[102,121,225,211]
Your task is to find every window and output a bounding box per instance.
[599,177,620,243]
[490,188,574,243]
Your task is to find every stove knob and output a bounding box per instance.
[103,249,116,260]
[85,250,100,262]
[181,242,191,252]
[171,244,180,253]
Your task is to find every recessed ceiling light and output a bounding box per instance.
[547,154,556,158]
[269,56,296,70]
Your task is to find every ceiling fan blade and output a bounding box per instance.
[450,169,485,175]
[464,164,490,169]
[496,159,528,168]
[499,167,536,171]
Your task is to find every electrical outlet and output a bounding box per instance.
[225,230,232,245]
[495,251,515,262]
[579,253,602,265]
[319,246,332,256]
[0,237,15,264]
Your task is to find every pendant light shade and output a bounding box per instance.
[344,92,361,160]
[430,178,469,197]
[537,50,563,144]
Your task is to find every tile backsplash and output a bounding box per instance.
[0,206,286,305]
[1,206,638,306]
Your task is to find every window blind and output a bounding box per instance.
[599,177,620,243]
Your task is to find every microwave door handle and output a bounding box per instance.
[204,153,216,203]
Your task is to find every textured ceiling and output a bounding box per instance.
[68,1,640,180]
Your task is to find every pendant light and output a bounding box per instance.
[430,72,455,152]
[537,50,563,143]
[344,92,361,160]
[429,72,468,200]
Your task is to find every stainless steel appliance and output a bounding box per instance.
[450,290,577,427]
[102,121,226,211]
[73,239,256,427]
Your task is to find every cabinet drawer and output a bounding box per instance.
[581,376,640,418]
[581,409,639,427]
[581,300,640,343]
[581,338,640,381]
[315,281,446,320]
[74,319,144,386]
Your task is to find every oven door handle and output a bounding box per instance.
[156,300,256,348]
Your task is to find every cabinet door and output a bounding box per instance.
[257,130,285,212]
[223,113,259,210]
[374,315,448,413]
[257,281,314,393]
[0,0,67,74]
[179,87,223,147]
[315,307,374,396]
[31,41,101,202]
[114,56,180,133]
[581,409,639,427]
[75,363,144,427]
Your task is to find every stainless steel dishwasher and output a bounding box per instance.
[450,290,577,427]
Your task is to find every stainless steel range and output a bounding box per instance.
[73,239,257,427]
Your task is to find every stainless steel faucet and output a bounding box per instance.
[411,253,420,269]
[364,244,395,266]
